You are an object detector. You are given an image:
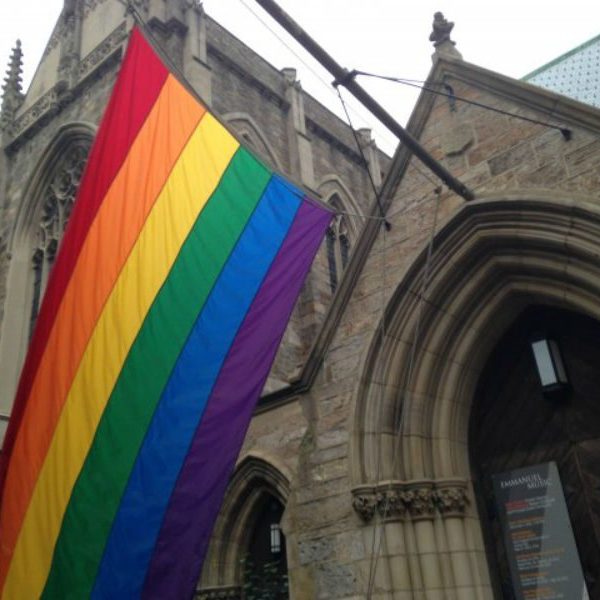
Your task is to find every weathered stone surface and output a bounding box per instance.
[4,4,600,600]
[315,561,359,599]
[440,124,474,157]
[298,536,334,565]
[488,141,534,176]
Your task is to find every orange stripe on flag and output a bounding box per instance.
[0,75,205,594]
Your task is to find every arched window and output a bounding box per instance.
[29,142,88,333]
[240,132,256,151]
[0,128,92,428]
[326,195,351,293]
[242,495,288,599]
[224,112,283,171]
[471,306,600,598]
[196,457,290,599]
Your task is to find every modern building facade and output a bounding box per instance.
[524,32,600,108]
[1,2,600,599]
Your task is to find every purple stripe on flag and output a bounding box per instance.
[141,200,331,599]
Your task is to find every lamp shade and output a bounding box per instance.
[531,337,568,392]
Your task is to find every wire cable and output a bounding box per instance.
[354,70,573,140]
[365,210,390,597]
[127,3,401,229]
[236,0,399,151]
[365,186,442,599]
[334,86,390,227]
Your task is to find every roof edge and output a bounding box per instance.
[523,32,600,80]
[423,53,600,134]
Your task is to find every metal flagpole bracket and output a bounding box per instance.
[253,0,475,203]
[332,69,358,88]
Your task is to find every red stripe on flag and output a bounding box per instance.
[0,27,169,493]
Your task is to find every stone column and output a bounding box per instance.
[357,128,382,189]
[58,0,84,91]
[378,484,415,598]
[0,246,34,424]
[0,40,24,134]
[352,478,488,597]
[0,38,25,439]
[282,68,315,190]
[434,479,477,599]
[183,1,212,104]
[405,480,445,600]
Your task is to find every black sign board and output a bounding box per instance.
[492,462,589,600]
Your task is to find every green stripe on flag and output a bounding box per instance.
[42,149,271,598]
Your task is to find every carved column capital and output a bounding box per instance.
[351,486,377,522]
[376,488,409,522]
[434,479,469,518]
[185,0,204,13]
[196,586,241,600]
[281,67,297,87]
[403,480,436,521]
[352,483,411,522]
[353,479,471,522]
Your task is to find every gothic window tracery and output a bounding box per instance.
[326,195,351,293]
[241,132,255,150]
[29,143,89,334]
[243,495,288,598]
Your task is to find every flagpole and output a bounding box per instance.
[253,0,475,203]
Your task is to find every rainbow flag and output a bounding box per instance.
[0,27,331,599]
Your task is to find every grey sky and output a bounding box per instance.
[1,0,599,153]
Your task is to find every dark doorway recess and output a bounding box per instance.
[243,495,288,599]
[470,305,600,599]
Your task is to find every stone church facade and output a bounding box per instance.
[2,2,600,599]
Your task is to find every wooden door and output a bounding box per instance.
[470,306,600,598]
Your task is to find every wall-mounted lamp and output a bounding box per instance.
[530,336,569,396]
[270,523,282,554]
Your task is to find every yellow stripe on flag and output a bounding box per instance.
[3,115,238,599]
[0,76,204,593]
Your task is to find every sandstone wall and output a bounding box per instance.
[233,56,600,599]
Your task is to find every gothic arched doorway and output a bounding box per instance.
[0,124,92,438]
[351,193,600,598]
[197,456,290,599]
[471,305,600,598]
[242,494,288,599]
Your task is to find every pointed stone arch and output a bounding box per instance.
[198,453,291,596]
[350,191,600,599]
[10,122,95,247]
[315,174,363,238]
[0,122,94,425]
[316,176,362,295]
[223,112,283,171]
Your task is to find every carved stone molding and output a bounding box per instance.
[352,482,410,523]
[78,22,127,80]
[434,479,469,518]
[196,586,241,600]
[6,24,127,152]
[185,0,204,13]
[83,0,110,18]
[376,485,409,521]
[148,16,189,38]
[44,21,67,58]
[403,480,436,521]
[351,485,377,522]
[352,479,470,522]
[6,86,62,141]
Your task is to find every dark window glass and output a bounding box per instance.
[243,496,288,599]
